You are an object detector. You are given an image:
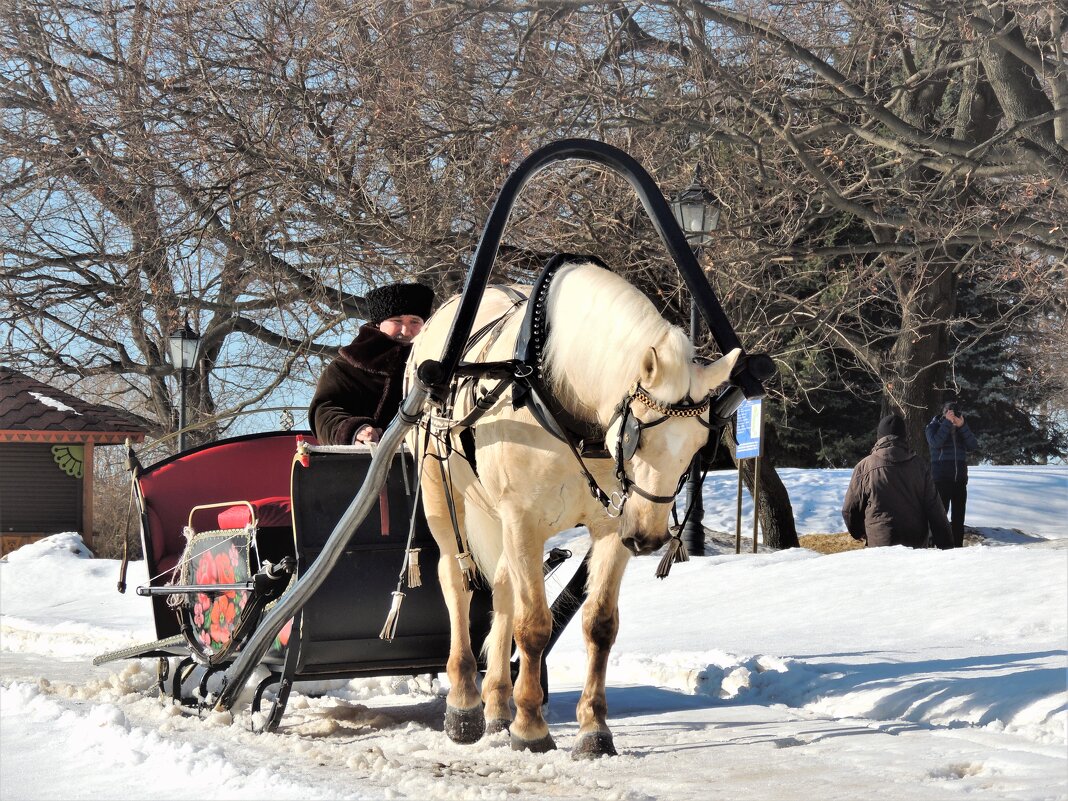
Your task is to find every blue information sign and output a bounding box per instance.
[736,398,763,459]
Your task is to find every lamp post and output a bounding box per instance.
[670,167,721,556]
[167,319,202,452]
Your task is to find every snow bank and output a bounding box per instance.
[2,469,1065,800]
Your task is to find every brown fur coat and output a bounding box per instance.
[308,324,412,445]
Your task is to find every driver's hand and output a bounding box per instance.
[354,425,383,444]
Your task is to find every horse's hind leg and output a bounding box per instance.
[572,532,631,759]
[420,458,483,743]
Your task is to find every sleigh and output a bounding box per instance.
[96,430,580,729]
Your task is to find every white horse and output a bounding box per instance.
[406,260,739,758]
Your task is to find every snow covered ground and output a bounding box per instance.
[2,465,1066,800]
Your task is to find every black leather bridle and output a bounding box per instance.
[601,382,713,516]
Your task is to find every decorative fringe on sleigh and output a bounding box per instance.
[655,535,689,579]
[379,591,405,642]
[166,525,199,609]
[455,551,477,592]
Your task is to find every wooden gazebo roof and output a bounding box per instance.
[0,367,148,444]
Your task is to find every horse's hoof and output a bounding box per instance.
[444,704,485,744]
[485,718,511,735]
[510,731,556,753]
[572,730,617,759]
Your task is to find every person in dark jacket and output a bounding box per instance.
[842,413,953,549]
[308,282,435,445]
[925,400,980,548]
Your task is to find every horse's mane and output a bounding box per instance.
[543,262,694,426]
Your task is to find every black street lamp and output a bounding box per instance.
[670,167,721,556]
[167,319,201,452]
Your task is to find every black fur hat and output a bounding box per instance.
[877,413,906,440]
[364,282,435,324]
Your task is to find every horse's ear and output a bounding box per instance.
[640,346,659,386]
[699,348,742,394]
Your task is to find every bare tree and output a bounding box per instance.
[465,0,1066,437]
[3,1,1064,546]
[1,0,350,443]
[603,0,1067,442]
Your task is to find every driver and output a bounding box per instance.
[308,282,435,445]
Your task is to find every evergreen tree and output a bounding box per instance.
[767,337,883,469]
[941,279,1067,465]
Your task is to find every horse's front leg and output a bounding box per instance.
[505,522,555,752]
[572,532,631,759]
[420,458,483,743]
[481,555,515,735]
[463,502,514,735]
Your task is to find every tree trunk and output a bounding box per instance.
[885,260,957,456]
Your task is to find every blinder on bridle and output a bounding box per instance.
[615,383,712,460]
[608,382,713,510]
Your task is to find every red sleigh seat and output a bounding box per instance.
[215,496,293,530]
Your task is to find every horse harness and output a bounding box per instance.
[423,254,715,520]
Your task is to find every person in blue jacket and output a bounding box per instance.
[925,400,980,548]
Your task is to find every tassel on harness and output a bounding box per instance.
[455,551,477,592]
[656,460,707,579]
[378,591,405,641]
[406,547,422,588]
[378,440,426,641]
[655,535,689,579]
[430,425,480,594]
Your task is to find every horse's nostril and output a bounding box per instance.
[621,537,640,555]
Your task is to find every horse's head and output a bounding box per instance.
[608,345,742,556]
[540,261,744,554]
